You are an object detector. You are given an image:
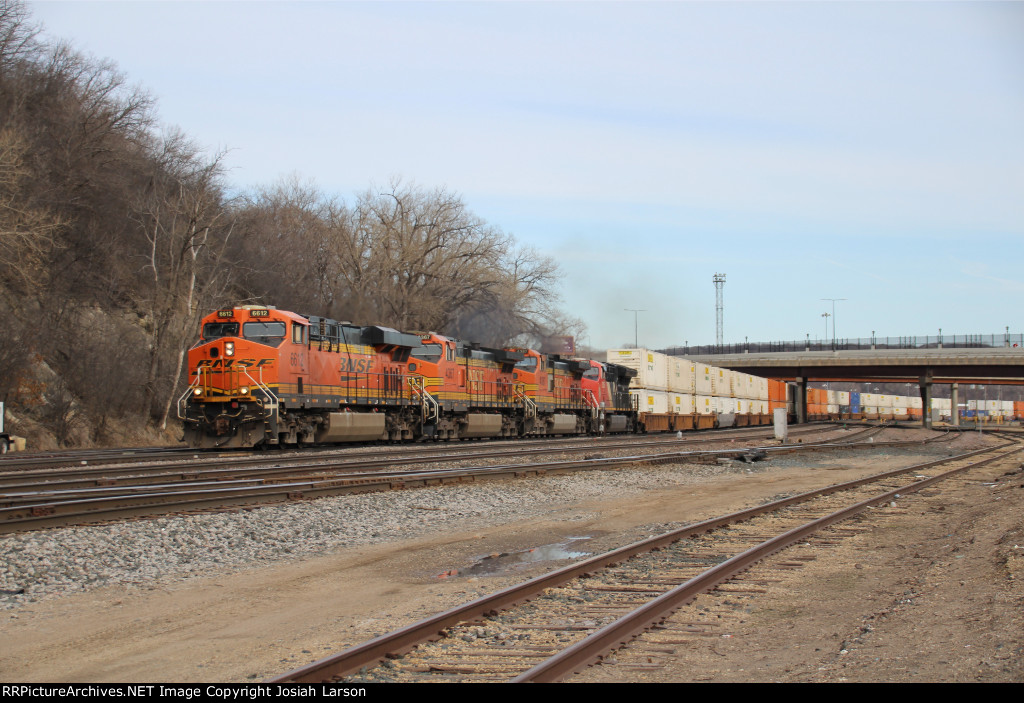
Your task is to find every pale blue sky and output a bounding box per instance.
[29,1,1024,349]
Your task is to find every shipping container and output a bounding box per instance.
[670,393,695,415]
[695,365,714,395]
[667,358,696,393]
[696,395,715,415]
[631,388,669,414]
[714,368,733,397]
[607,349,669,391]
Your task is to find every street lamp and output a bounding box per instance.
[821,312,830,342]
[821,298,847,350]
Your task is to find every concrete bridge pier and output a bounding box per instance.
[951,383,959,426]
[796,376,807,424]
[919,373,933,429]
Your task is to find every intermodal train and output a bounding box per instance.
[179,305,639,449]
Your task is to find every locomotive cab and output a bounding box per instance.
[181,306,295,448]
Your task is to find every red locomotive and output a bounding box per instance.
[179,305,638,448]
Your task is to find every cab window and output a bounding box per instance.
[514,356,538,372]
[292,323,307,344]
[203,322,239,340]
[411,344,442,362]
[243,321,286,347]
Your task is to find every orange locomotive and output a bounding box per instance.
[179,305,638,448]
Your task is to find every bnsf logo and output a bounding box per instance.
[196,359,274,370]
[341,358,373,373]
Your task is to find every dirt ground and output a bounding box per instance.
[1,429,1021,683]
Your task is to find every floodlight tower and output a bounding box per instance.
[713,273,726,348]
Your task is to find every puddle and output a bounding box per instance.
[441,536,595,578]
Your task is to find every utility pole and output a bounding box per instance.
[713,273,726,349]
[624,309,646,349]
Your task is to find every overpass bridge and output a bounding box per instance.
[683,347,1024,428]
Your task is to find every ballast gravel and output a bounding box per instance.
[0,429,978,612]
[0,460,760,610]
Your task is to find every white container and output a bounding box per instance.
[827,404,839,414]
[631,388,669,414]
[714,367,733,396]
[667,358,695,393]
[755,377,769,401]
[695,395,715,415]
[731,372,752,399]
[670,393,694,414]
[837,391,850,405]
[908,397,923,409]
[607,349,669,391]
[695,365,714,395]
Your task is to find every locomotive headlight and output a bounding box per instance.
[225,341,235,356]
[239,387,249,395]
[193,388,202,397]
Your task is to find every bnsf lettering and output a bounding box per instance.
[196,358,274,370]
[340,358,373,373]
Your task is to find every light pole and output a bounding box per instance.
[624,309,646,349]
[821,298,847,350]
[821,312,830,343]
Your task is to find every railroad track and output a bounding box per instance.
[0,425,882,534]
[269,434,1021,683]
[0,423,837,478]
[0,423,861,493]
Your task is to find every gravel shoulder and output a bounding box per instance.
[0,427,1019,683]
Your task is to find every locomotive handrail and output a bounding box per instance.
[582,389,599,417]
[407,376,439,423]
[176,371,204,421]
[514,383,537,419]
[242,366,278,418]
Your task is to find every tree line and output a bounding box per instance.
[0,1,581,446]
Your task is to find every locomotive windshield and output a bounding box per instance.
[202,322,239,340]
[243,321,287,346]
[514,356,538,371]
[410,343,442,362]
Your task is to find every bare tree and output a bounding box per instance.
[338,180,509,330]
[233,175,350,314]
[0,128,64,292]
[133,133,235,428]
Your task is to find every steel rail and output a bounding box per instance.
[268,435,1010,684]
[0,430,924,534]
[513,437,1023,682]
[0,423,843,487]
[0,426,885,498]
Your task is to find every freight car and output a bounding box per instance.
[179,306,639,449]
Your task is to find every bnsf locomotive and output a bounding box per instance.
[179,305,638,449]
